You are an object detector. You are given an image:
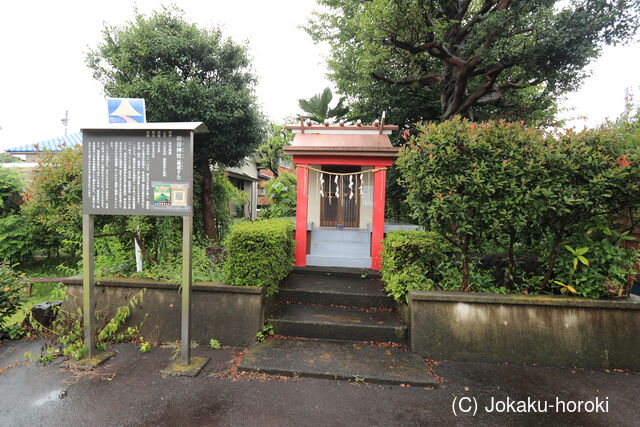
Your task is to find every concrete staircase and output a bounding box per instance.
[270,268,405,343]
[238,268,437,386]
[306,228,372,269]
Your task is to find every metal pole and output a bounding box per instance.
[82,214,95,357]
[181,214,193,365]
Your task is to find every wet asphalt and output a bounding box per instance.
[1,339,638,426]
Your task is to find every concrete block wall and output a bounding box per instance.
[62,278,266,347]
[408,291,640,370]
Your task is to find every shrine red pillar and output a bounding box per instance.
[371,166,387,270]
[294,163,309,266]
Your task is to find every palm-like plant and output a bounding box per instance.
[298,87,350,124]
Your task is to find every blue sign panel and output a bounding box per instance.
[107,98,146,123]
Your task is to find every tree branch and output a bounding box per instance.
[458,0,474,19]
[455,64,505,114]
[470,62,514,77]
[371,71,443,86]
[474,79,542,105]
[382,37,466,68]
[455,0,497,43]
[475,91,505,106]
[421,3,434,27]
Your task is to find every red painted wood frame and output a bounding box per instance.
[295,164,310,266]
[292,155,394,167]
[292,155,393,269]
[371,166,387,270]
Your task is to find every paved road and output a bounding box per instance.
[1,339,638,426]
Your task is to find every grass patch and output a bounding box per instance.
[18,256,79,278]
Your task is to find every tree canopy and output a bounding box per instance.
[87,7,265,240]
[307,0,640,123]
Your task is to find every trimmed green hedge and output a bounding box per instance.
[223,219,294,296]
[381,230,451,302]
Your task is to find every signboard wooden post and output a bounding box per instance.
[82,122,207,367]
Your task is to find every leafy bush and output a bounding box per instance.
[259,172,297,219]
[0,261,25,335]
[135,241,223,283]
[0,168,36,262]
[0,167,24,215]
[397,116,640,298]
[553,225,639,298]
[211,171,248,240]
[0,215,37,262]
[26,290,146,361]
[398,118,549,290]
[437,258,505,294]
[384,264,435,301]
[381,230,451,301]
[94,230,137,278]
[22,147,83,255]
[0,154,23,163]
[223,219,294,295]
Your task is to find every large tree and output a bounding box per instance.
[307,0,640,122]
[87,7,264,241]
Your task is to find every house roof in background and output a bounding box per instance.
[226,170,262,182]
[5,132,82,153]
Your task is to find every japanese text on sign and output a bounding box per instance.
[82,130,193,216]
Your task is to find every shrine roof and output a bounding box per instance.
[283,124,399,158]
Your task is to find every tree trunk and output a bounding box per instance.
[506,232,516,289]
[440,63,458,120]
[271,165,279,178]
[441,79,474,121]
[198,157,217,241]
[461,235,470,291]
[541,233,563,289]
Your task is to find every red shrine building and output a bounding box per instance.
[284,121,399,270]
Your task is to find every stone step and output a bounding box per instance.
[268,303,406,343]
[280,273,394,308]
[306,254,372,269]
[238,338,436,387]
[293,266,381,279]
[312,228,371,244]
[310,241,370,258]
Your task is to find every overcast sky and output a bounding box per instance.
[0,1,638,151]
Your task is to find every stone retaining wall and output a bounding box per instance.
[62,277,265,347]
[408,290,640,370]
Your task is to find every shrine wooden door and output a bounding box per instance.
[319,166,361,227]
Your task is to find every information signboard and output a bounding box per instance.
[81,122,207,367]
[82,128,193,216]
